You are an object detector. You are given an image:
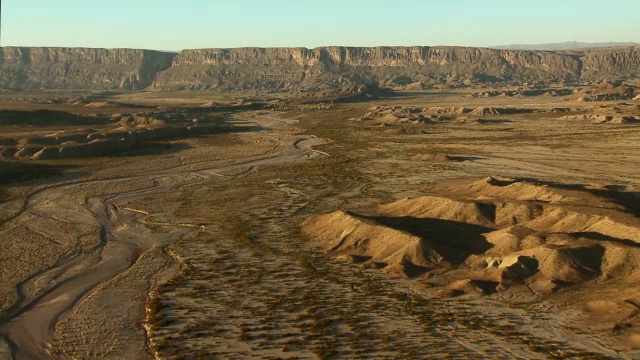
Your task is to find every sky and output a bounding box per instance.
[1,0,639,50]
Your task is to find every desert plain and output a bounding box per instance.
[1,45,640,359]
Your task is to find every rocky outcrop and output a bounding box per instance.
[0,47,176,90]
[0,109,106,126]
[303,176,640,295]
[0,109,250,160]
[1,46,639,91]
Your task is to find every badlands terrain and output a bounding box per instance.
[1,45,640,359]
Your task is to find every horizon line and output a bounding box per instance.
[1,42,639,53]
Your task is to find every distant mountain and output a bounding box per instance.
[491,41,639,51]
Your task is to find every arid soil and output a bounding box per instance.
[1,87,640,359]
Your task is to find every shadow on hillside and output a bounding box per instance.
[515,177,640,218]
[0,161,76,185]
[355,213,493,265]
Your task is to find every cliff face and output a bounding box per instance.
[1,46,639,91]
[343,46,582,85]
[0,47,176,90]
[575,47,640,80]
[151,46,584,90]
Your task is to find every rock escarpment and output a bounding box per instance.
[152,46,584,90]
[1,46,639,91]
[568,46,640,80]
[0,47,176,90]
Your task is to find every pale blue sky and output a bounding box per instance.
[1,0,639,50]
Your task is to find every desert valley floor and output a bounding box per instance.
[1,87,640,359]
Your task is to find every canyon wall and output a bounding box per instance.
[1,46,639,91]
[151,46,584,90]
[0,47,176,90]
[571,47,640,79]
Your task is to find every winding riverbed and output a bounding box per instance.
[0,114,326,359]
